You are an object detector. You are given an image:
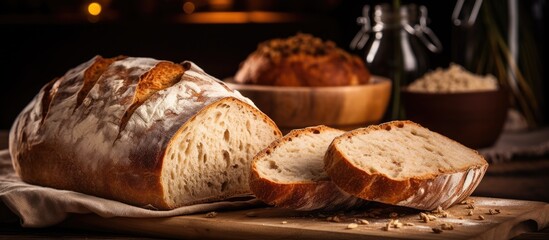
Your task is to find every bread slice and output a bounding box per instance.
[249,126,366,211]
[10,56,282,209]
[324,120,488,210]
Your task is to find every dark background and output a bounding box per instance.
[0,0,546,130]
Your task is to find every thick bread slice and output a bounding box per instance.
[9,56,282,209]
[250,126,366,211]
[324,120,488,210]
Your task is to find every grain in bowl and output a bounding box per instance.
[408,64,498,93]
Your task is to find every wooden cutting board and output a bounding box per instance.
[64,197,548,240]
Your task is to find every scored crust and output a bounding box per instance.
[9,56,282,209]
[250,126,366,211]
[324,120,488,210]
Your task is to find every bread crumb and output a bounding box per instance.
[347,223,358,229]
[467,210,474,216]
[281,221,288,224]
[327,215,342,223]
[489,209,501,215]
[419,212,429,223]
[428,214,437,221]
[355,219,369,225]
[441,223,454,230]
[205,212,217,218]
[381,219,405,230]
[432,227,443,234]
[460,199,475,205]
[478,215,485,220]
[442,212,449,218]
[432,206,443,214]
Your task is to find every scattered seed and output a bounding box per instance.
[382,223,390,231]
[355,219,369,225]
[419,212,429,223]
[404,223,415,226]
[489,209,501,215]
[466,204,475,209]
[347,223,358,229]
[460,199,475,205]
[458,217,464,220]
[432,227,443,234]
[478,215,485,220]
[442,212,449,218]
[205,212,218,218]
[432,206,443,214]
[428,214,437,221]
[327,215,342,222]
[441,223,454,230]
[467,210,474,216]
[281,221,288,224]
[395,222,403,228]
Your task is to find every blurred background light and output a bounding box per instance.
[183,1,195,14]
[87,2,102,16]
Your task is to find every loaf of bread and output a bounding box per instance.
[249,126,366,211]
[324,121,488,210]
[234,33,370,87]
[9,56,282,210]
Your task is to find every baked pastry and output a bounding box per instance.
[324,120,488,210]
[235,33,370,87]
[9,56,282,210]
[249,126,366,211]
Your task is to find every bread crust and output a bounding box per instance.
[235,34,370,87]
[324,120,488,210]
[249,126,366,211]
[9,56,280,209]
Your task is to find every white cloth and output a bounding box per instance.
[0,150,261,227]
[479,128,549,163]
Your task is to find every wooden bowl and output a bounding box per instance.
[226,76,391,131]
[402,89,508,149]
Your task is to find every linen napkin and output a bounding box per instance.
[0,149,262,227]
[478,128,549,163]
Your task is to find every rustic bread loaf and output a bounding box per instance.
[324,121,488,210]
[249,126,366,211]
[9,56,282,210]
[234,33,370,87]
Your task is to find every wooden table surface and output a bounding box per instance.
[1,130,548,239]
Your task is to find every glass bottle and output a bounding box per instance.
[351,4,442,119]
